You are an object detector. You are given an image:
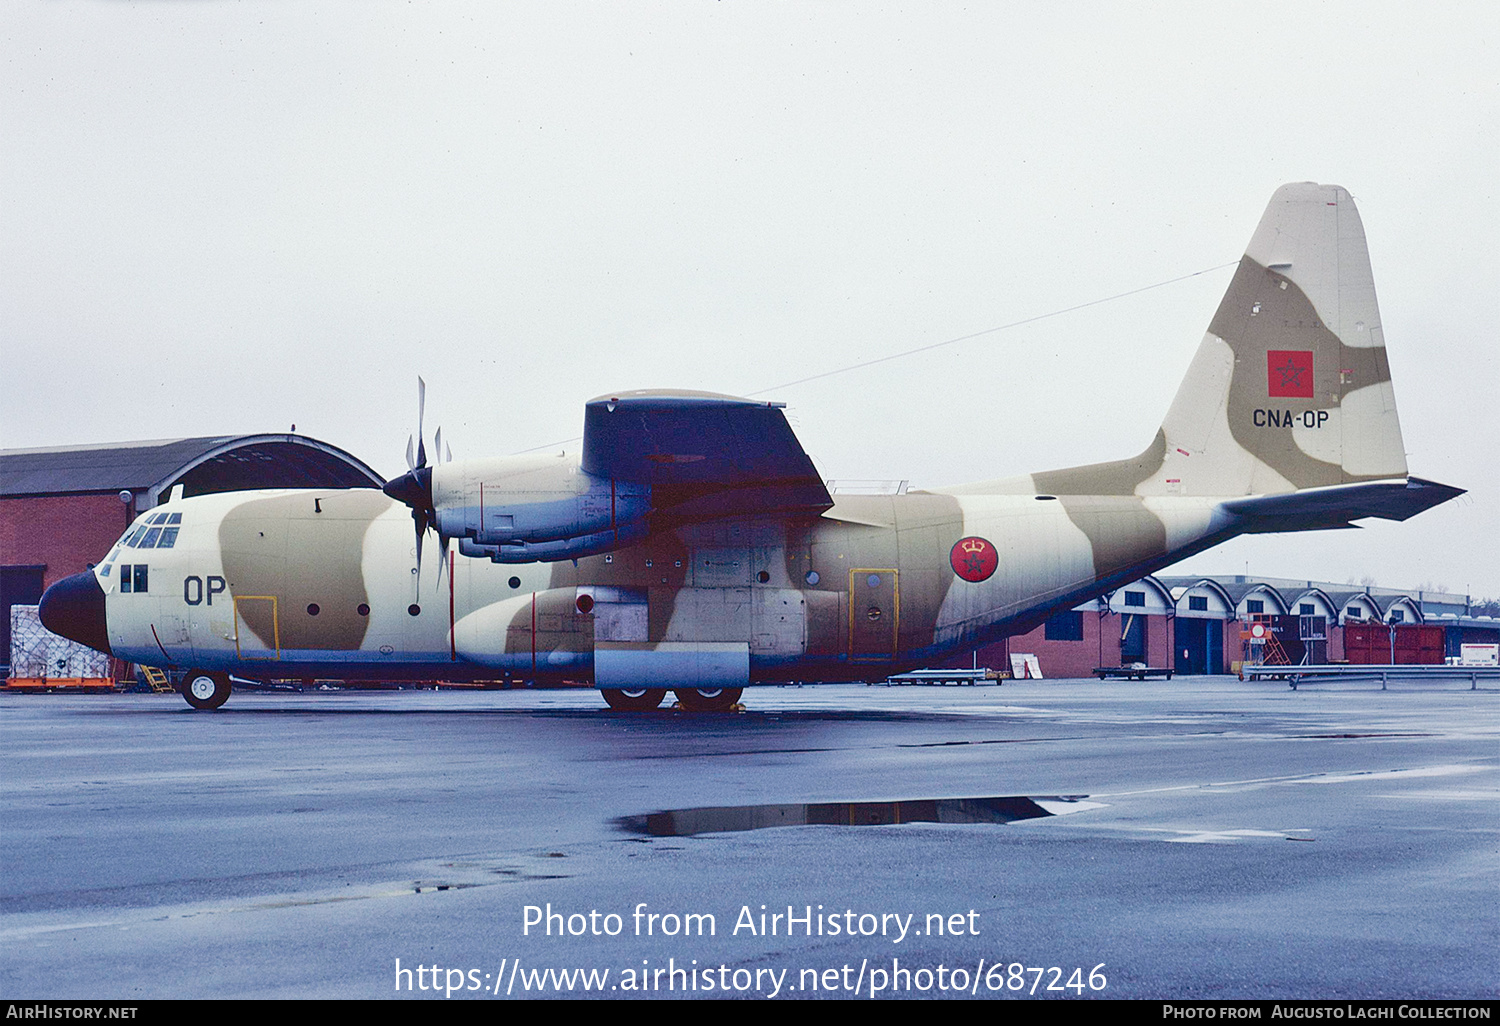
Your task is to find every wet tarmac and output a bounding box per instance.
[1,678,1495,999]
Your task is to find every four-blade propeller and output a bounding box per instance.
[381,377,452,590]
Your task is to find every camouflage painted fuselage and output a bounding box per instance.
[99,483,1229,683]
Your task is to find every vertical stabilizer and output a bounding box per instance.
[1153,183,1407,497]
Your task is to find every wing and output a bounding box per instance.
[581,390,832,523]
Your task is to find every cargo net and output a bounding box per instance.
[8,605,110,680]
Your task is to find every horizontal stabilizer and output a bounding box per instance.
[1221,476,1463,531]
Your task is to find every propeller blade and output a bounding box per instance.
[415,377,428,468]
[405,435,415,472]
[434,426,443,466]
[436,534,451,587]
[413,510,426,592]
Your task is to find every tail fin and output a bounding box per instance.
[1157,182,1406,496]
[1026,184,1458,522]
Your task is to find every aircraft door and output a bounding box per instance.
[849,568,898,661]
[233,595,281,660]
[155,613,192,662]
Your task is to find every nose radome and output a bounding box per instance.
[38,571,111,655]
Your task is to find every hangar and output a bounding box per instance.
[942,575,1494,679]
[0,434,384,675]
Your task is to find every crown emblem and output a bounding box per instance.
[949,535,998,583]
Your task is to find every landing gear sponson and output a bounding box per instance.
[601,687,743,712]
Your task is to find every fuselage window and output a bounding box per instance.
[149,512,169,525]
[166,512,182,525]
[119,565,148,593]
[140,527,163,549]
[157,527,179,549]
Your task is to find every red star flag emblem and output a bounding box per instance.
[1267,350,1314,398]
[950,536,999,583]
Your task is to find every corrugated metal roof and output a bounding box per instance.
[0,435,384,498]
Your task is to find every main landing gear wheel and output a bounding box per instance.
[182,671,232,710]
[601,688,668,711]
[674,687,743,712]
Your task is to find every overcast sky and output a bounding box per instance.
[3,2,1496,597]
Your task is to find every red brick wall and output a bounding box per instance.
[1,494,134,589]
[1006,612,1109,678]
[942,610,1181,679]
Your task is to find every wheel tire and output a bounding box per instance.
[601,687,667,711]
[182,670,232,710]
[674,687,743,712]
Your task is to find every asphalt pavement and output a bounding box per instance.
[2,678,1495,999]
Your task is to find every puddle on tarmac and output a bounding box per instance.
[618,795,1098,837]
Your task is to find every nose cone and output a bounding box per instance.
[39,571,111,655]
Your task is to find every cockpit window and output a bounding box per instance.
[119,512,184,547]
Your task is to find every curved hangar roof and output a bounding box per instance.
[0,434,384,504]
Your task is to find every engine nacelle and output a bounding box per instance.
[456,521,651,563]
[431,453,651,561]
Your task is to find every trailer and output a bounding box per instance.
[1093,666,1175,681]
[883,668,1005,686]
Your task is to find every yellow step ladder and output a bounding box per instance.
[141,666,176,693]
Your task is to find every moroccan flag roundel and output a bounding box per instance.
[950,536,999,583]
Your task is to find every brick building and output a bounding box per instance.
[940,575,1492,678]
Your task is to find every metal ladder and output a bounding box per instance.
[141,666,176,693]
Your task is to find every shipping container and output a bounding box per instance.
[1343,623,1444,665]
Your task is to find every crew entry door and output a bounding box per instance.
[233,595,281,660]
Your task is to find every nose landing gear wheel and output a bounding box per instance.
[182,671,232,710]
[673,687,743,712]
[601,687,668,711]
